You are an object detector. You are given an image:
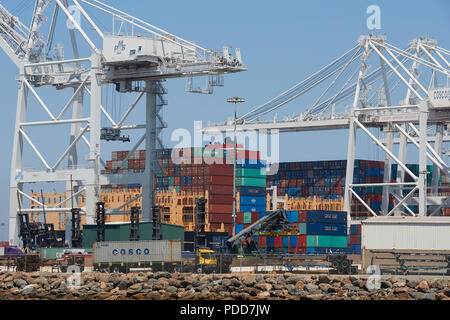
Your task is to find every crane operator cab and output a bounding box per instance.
[198,249,217,265]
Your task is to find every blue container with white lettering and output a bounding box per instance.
[240,196,266,206]
[306,223,347,236]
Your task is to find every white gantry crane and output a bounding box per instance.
[0,0,246,245]
[204,34,450,222]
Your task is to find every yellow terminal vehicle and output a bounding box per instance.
[198,248,218,272]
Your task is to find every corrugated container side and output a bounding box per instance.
[362,217,450,251]
[93,240,182,264]
[306,223,347,236]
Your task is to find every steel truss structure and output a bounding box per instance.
[204,34,450,222]
[0,0,245,245]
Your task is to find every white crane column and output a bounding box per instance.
[9,65,28,246]
[382,125,394,215]
[85,53,102,224]
[142,81,157,221]
[418,100,429,216]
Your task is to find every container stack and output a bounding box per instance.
[206,164,234,227]
[232,146,268,237]
[348,223,362,254]
[256,210,307,254]
[305,210,348,254]
[266,160,386,217]
[102,150,146,174]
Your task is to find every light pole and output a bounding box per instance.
[227,97,245,237]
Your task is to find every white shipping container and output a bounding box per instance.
[93,240,182,264]
[0,247,4,256]
[362,216,450,251]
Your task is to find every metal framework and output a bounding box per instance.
[204,34,450,221]
[1,0,246,245]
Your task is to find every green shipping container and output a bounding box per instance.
[82,222,184,248]
[175,186,180,193]
[235,168,266,178]
[244,212,252,224]
[236,177,266,188]
[298,223,307,235]
[307,235,347,248]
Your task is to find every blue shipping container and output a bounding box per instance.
[350,224,361,234]
[306,223,347,236]
[240,196,266,206]
[290,236,298,248]
[282,237,289,248]
[307,210,347,224]
[238,186,267,197]
[240,205,266,213]
[236,224,244,234]
[286,211,299,223]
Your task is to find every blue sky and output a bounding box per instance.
[0,0,449,240]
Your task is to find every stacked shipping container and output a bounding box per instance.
[266,160,387,217]
[348,223,362,254]
[255,210,349,254]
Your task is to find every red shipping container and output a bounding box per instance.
[244,224,251,229]
[206,165,233,176]
[288,179,296,187]
[209,194,233,204]
[209,213,233,224]
[209,204,233,213]
[0,241,9,247]
[206,175,234,186]
[251,212,259,223]
[274,236,282,248]
[350,234,361,244]
[297,235,307,248]
[208,185,233,195]
[258,236,266,249]
[298,211,307,222]
[236,212,244,224]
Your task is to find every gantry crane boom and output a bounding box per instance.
[204,35,450,221]
[1,0,246,246]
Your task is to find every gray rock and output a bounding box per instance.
[255,275,265,283]
[317,275,332,284]
[15,279,28,288]
[166,286,178,293]
[286,275,303,285]
[342,284,359,291]
[409,291,436,300]
[407,279,421,288]
[20,284,36,295]
[304,284,319,292]
[154,272,171,279]
[220,279,231,286]
[147,278,158,287]
[118,280,130,290]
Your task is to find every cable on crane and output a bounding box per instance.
[245,48,363,122]
[239,45,361,122]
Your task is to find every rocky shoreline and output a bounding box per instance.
[0,271,449,300]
